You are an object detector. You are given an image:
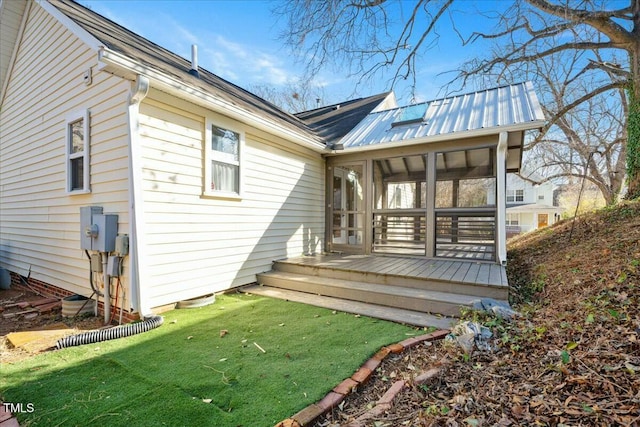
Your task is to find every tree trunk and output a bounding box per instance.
[627,1,640,199]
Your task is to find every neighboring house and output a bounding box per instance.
[0,0,545,320]
[504,173,563,237]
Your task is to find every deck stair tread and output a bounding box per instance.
[274,255,509,289]
[259,271,483,305]
[240,284,455,329]
[256,255,509,319]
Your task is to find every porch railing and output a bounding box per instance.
[373,210,425,255]
[435,208,496,260]
[371,208,497,260]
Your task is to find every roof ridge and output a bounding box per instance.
[370,82,534,115]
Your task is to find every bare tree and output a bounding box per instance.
[508,48,628,206]
[274,0,454,98]
[460,0,637,198]
[276,0,640,199]
[249,78,327,113]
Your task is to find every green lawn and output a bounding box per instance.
[1,293,418,427]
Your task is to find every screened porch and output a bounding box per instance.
[328,145,498,261]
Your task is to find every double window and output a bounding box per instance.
[506,213,520,226]
[205,120,242,197]
[66,110,90,193]
[506,189,524,203]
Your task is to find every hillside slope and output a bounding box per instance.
[499,200,640,425]
[314,201,639,426]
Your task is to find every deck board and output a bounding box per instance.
[372,259,404,274]
[451,262,472,282]
[501,266,509,286]
[431,261,454,280]
[489,264,504,286]
[476,263,491,285]
[385,258,424,275]
[462,262,480,284]
[280,254,506,289]
[376,257,409,274]
[440,261,463,281]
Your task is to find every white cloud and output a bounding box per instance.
[198,35,296,86]
[81,2,316,91]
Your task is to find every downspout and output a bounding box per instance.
[496,132,508,265]
[127,75,151,315]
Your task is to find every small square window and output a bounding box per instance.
[205,121,242,197]
[66,110,90,193]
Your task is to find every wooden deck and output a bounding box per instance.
[245,254,509,327]
[278,254,507,287]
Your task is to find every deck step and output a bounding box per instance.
[272,258,508,300]
[240,284,455,329]
[257,271,499,317]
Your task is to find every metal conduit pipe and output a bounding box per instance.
[55,315,164,350]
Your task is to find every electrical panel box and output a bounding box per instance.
[90,253,103,272]
[79,206,118,252]
[94,214,118,252]
[80,206,103,250]
[115,235,129,256]
[107,256,121,276]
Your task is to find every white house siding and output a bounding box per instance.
[0,4,131,301]
[138,91,325,308]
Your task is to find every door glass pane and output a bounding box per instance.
[332,164,364,247]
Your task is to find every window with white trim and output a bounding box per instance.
[66,110,90,193]
[506,213,520,225]
[506,188,524,203]
[205,121,242,196]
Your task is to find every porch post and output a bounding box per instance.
[496,132,508,265]
[425,152,436,258]
[364,159,373,254]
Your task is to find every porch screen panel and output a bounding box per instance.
[373,155,426,255]
[434,147,497,260]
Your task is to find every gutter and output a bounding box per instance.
[126,75,151,316]
[97,47,326,153]
[496,132,508,266]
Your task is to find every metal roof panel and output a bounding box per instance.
[340,82,545,150]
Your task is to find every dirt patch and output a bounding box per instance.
[312,201,640,426]
[1,288,103,363]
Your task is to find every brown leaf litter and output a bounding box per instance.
[312,200,640,427]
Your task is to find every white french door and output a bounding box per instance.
[331,164,365,250]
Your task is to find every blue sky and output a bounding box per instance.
[79,0,498,106]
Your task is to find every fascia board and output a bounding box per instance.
[98,48,326,153]
[1,0,31,106]
[37,0,103,51]
[330,120,545,155]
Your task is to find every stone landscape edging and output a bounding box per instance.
[274,329,450,427]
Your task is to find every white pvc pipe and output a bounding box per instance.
[496,131,508,265]
[191,44,198,71]
[103,253,110,324]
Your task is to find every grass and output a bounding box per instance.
[1,293,419,426]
